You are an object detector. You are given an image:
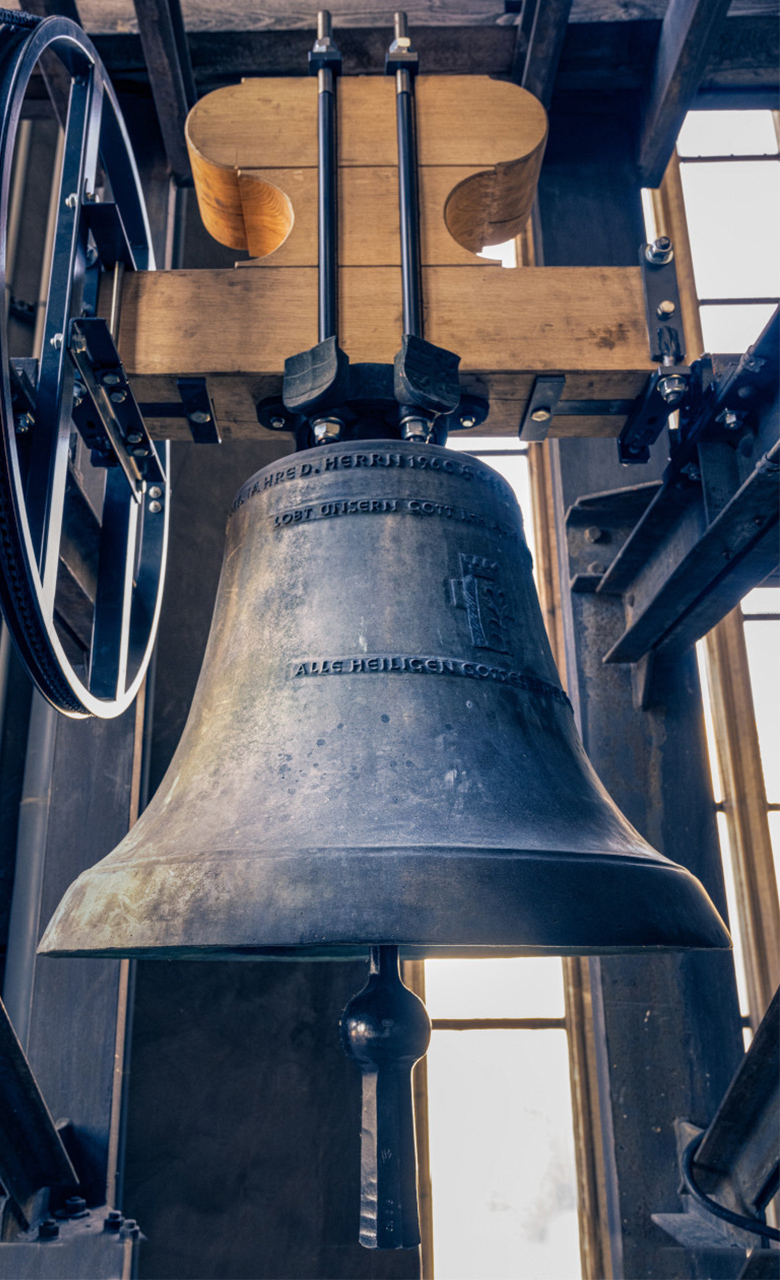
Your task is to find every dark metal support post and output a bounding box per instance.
[315,10,338,344]
[390,13,423,340]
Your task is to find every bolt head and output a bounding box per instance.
[15,412,34,434]
[530,406,551,423]
[110,390,127,404]
[148,499,162,513]
[50,333,63,350]
[401,417,433,443]
[584,526,603,544]
[269,416,287,430]
[587,561,604,576]
[102,372,122,386]
[149,485,163,499]
[39,1219,60,1241]
[188,410,211,425]
[459,414,477,429]
[722,409,741,430]
[645,237,674,265]
[65,193,79,209]
[656,300,676,319]
[312,417,343,444]
[131,446,149,457]
[71,333,87,354]
[658,374,686,405]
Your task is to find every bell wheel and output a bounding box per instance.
[0,15,169,718]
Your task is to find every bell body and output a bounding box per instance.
[40,441,729,958]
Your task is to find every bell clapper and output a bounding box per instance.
[340,945,431,1249]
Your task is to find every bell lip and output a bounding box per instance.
[38,845,732,959]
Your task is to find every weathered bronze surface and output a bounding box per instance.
[40,441,730,958]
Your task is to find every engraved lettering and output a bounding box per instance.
[285,654,569,706]
[301,463,313,476]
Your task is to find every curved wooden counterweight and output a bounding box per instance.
[185,75,548,264]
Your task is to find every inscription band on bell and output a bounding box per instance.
[288,654,569,705]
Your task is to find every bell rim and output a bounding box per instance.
[39,844,732,958]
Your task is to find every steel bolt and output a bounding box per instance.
[71,333,87,354]
[645,236,674,265]
[148,499,162,513]
[681,462,701,482]
[149,485,163,499]
[584,526,603,544]
[401,416,433,443]
[269,416,287,430]
[656,299,676,319]
[743,354,765,374]
[530,406,551,423]
[658,374,687,405]
[65,192,79,209]
[587,561,604,576]
[84,190,100,203]
[188,410,211,425]
[126,432,143,444]
[73,382,86,408]
[39,1219,60,1241]
[110,390,127,404]
[50,332,63,350]
[459,414,477,429]
[131,446,149,457]
[102,372,122,386]
[65,1196,89,1219]
[15,412,34,434]
[105,1211,124,1233]
[312,417,343,444]
[722,409,741,430]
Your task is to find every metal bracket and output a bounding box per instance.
[69,318,166,500]
[518,374,565,442]
[640,238,685,365]
[617,364,691,465]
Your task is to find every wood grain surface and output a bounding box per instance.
[112,265,652,440]
[186,76,548,261]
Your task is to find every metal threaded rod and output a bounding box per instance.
[392,12,423,339]
[315,10,338,342]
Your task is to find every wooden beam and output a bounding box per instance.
[511,0,574,107]
[639,0,732,187]
[132,0,196,184]
[109,264,652,440]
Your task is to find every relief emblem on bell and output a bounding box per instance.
[450,553,513,653]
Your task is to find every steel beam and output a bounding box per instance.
[131,0,195,184]
[639,0,732,187]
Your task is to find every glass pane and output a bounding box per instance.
[697,643,724,803]
[427,1029,580,1280]
[769,811,780,901]
[425,957,565,1020]
[716,813,751,1018]
[741,586,780,616]
[700,303,777,355]
[742,619,780,801]
[680,161,780,299]
[677,110,779,158]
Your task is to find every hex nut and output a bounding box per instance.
[584,526,603,544]
[269,416,287,430]
[64,193,79,209]
[645,236,674,265]
[656,300,676,319]
[39,1219,60,1241]
[102,372,122,386]
[530,407,551,423]
[188,410,211,425]
[110,390,127,404]
[50,333,63,350]
[658,374,687,405]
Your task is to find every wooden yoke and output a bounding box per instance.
[109,76,654,441]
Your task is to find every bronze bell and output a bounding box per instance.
[40,440,729,960]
